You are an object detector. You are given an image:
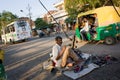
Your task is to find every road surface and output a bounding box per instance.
[3,31,120,80]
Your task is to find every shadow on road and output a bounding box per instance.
[5,49,51,80]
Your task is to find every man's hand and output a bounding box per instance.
[56,46,66,60]
[69,38,72,41]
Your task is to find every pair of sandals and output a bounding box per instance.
[65,60,85,73]
[73,65,84,73]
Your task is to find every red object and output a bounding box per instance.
[105,55,111,60]
[74,65,81,73]
[52,61,56,67]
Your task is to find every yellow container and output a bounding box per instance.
[0,49,4,62]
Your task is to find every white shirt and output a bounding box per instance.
[84,21,90,32]
[94,18,98,27]
[80,21,90,32]
[51,44,62,67]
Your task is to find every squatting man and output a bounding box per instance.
[51,36,83,69]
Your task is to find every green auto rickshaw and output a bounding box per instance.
[75,6,120,45]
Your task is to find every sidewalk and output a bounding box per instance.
[33,42,120,80]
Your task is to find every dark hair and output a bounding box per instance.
[55,36,62,41]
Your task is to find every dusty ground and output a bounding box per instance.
[33,41,120,80]
[2,31,120,80]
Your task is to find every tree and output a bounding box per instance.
[109,0,120,7]
[64,0,100,17]
[34,18,49,29]
[64,0,120,19]
[64,0,82,18]
[99,0,120,7]
[0,11,18,30]
[0,11,18,36]
[0,11,18,44]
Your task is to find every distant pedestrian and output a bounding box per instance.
[55,26,59,34]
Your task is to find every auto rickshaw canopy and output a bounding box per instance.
[77,6,120,27]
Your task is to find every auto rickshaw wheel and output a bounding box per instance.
[104,37,116,45]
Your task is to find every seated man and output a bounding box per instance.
[51,36,81,68]
[80,18,90,41]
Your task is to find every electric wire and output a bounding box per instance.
[110,0,120,17]
[38,0,71,39]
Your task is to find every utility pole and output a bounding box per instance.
[20,4,34,36]
[27,4,32,30]
[26,4,35,37]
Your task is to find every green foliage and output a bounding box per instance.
[64,0,82,17]
[65,17,75,23]
[110,0,120,7]
[64,0,120,19]
[0,11,18,24]
[34,18,49,29]
[0,11,18,35]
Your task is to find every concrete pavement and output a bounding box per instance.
[33,41,120,80]
[3,31,120,80]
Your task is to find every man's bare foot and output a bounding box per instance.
[66,63,74,67]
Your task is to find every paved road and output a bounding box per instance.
[33,41,120,80]
[3,31,73,80]
[3,31,120,80]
